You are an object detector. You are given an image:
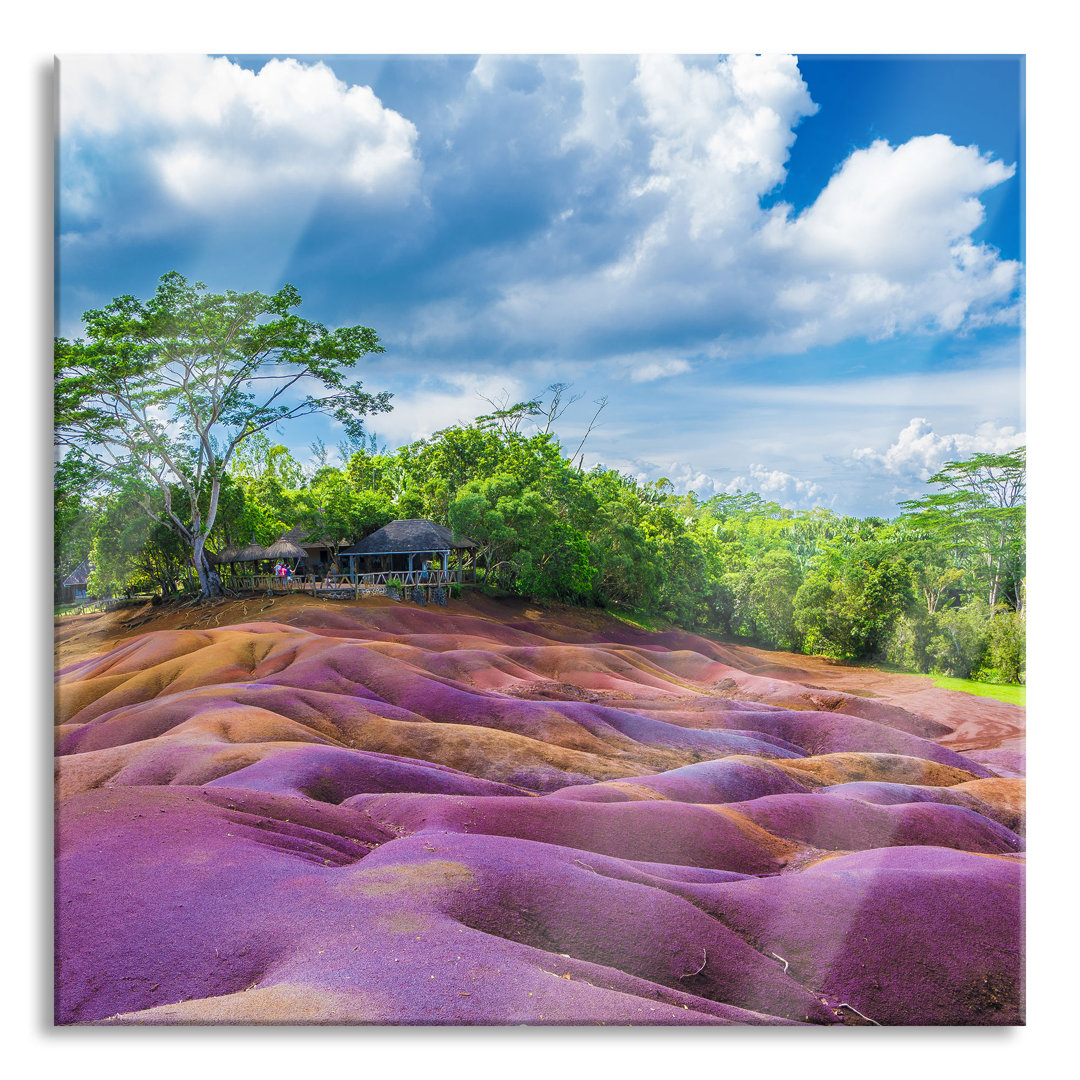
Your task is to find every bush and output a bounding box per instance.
[981,609,1026,684]
[927,599,991,679]
[883,611,935,673]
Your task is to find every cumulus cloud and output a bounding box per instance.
[760,135,1020,345]
[850,417,1025,479]
[633,53,817,238]
[723,464,826,506]
[602,454,825,509]
[59,55,421,214]
[606,458,725,497]
[630,358,691,382]
[56,53,1023,376]
[364,372,529,445]
[463,55,1020,359]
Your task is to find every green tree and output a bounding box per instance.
[293,468,394,560]
[54,455,99,595]
[55,272,391,596]
[898,447,1025,609]
[927,599,993,679]
[740,548,803,649]
[794,543,915,660]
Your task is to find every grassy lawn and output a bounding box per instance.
[926,674,1025,707]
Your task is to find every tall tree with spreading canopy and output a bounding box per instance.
[898,447,1025,608]
[55,272,392,595]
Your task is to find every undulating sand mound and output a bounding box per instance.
[54,593,1025,1025]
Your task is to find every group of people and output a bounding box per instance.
[273,561,295,586]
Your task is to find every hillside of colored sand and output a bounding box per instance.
[55,593,1024,1026]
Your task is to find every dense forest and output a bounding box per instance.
[55,392,1026,686]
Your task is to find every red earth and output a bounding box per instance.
[54,592,1025,1026]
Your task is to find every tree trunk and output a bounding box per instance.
[193,535,211,598]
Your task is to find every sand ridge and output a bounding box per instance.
[55,593,1024,1026]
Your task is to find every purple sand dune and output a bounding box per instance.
[820,781,1025,835]
[965,747,1026,779]
[55,787,826,1026]
[54,601,1024,1025]
[341,792,798,875]
[675,846,1024,1025]
[546,757,814,804]
[721,792,1024,855]
[204,745,529,801]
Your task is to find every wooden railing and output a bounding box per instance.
[228,568,464,596]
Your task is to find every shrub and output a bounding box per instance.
[884,611,935,673]
[981,609,1026,684]
[927,599,991,679]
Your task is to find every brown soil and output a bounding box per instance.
[54,592,1024,754]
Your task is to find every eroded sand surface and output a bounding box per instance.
[54,594,1024,1025]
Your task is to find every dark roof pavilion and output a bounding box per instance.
[339,519,475,557]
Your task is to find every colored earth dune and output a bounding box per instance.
[54,594,1024,1025]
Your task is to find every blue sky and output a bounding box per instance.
[56,53,1024,517]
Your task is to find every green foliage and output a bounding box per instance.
[86,479,192,597]
[794,545,915,660]
[55,272,390,594]
[54,331,1026,685]
[926,599,995,679]
[54,455,99,592]
[898,447,1025,609]
[738,549,803,650]
[983,608,1026,684]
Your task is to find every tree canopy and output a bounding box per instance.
[54,273,391,594]
[54,314,1025,685]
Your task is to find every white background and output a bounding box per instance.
[8,3,1067,1077]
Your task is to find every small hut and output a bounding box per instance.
[60,558,92,603]
[232,541,274,576]
[210,543,241,565]
[264,537,308,567]
[273,525,344,575]
[338,519,476,584]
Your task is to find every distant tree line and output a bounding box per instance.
[55,397,1025,684]
[54,275,1024,683]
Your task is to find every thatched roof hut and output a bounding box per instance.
[264,538,308,559]
[340,519,475,557]
[235,542,272,562]
[210,544,241,565]
[59,558,92,602]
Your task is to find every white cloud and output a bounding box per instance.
[851,417,1025,480]
[723,463,826,506]
[59,55,420,213]
[563,56,639,155]
[365,372,529,445]
[771,135,1013,276]
[758,135,1021,346]
[630,357,691,382]
[634,53,817,238]
[470,55,1020,359]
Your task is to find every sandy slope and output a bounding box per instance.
[54,593,1024,1026]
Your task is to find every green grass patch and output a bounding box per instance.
[606,604,673,633]
[54,601,105,617]
[926,674,1025,707]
